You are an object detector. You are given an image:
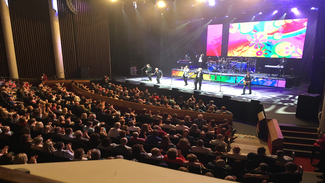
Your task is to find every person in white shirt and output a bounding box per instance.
[226,145,246,161]
[161,120,175,130]
[210,134,226,151]
[107,122,121,138]
[127,121,140,132]
[190,139,212,154]
[175,120,189,131]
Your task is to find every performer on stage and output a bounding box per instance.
[193,68,204,90]
[183,65,190,86]
[198,53,204,68]
[184,54,191,61]
[152,68,163,84]
[145,64,152,81]
[278,57,287,78]
[240,72,254,95]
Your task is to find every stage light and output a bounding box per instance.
[111,0,117,2]
[133,1,137,9]
[272,10,278,15]
[196,0,207,3]
[226,15,228,17]
[259,12,262,15]
[291,7,299,14]
[208,0,215,6]
[157,1,166,8]
[311,7,318,10]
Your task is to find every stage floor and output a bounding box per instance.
[122,76,308,107]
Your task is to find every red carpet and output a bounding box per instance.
[293,157,319,172]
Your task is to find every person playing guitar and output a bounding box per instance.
[239,72,254,95]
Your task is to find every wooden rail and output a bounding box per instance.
[267,119,284,154]
[71,83,233,123]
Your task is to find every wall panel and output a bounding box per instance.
[9,0,56,79]
[58,0,111,78]
[0,17,10,78]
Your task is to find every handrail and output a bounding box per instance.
[71,83,233,123]
[49,70,65,79]
[267,119,284,154]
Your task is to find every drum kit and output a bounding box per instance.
[207,57,255,73]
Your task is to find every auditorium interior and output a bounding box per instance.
[0,0,325,182]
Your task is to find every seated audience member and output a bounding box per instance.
[215,106,233,115]
[246,147,276,171]
[213,145,227,161]
[161,119,175,130]
[193,114,207,129]
[129,132,146,144]
[0,126,12,140]
[127,121,140,133]
[87,133,101,147]
[139,123,152,138]
[89,149,102,160]
[229,160,247,182]
[189,124,201,137]
[227,146,246,161]
[187,153,203,168]
[206,100,218,111]
[73,148,90,161]
[97,137,116,150]
[30,136,44,151]
[175,120,189,131]
[53,142,74,160]
[152,125,167,137]
[132,144,149,158]
[83,121,95,134]
[184,115,193,127]
[206,159,230,179]
[170,113,180,125]
[158,135,175,150]
[74,130,89,142]
[13,153,37,164]
[177,138,191,157]
[114,137,132,155]
[190,139,212,154]
[244,162,303,183]
[108,122,121,139]
[210,134,226,151]
[43,140,56,154]
[246,163,270,183]
[145,129,161,146]
[62,127,74,140]
[163,148,187,164]
[148,147,163,159]
[268,150,294,163]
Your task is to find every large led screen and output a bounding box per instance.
[206,24,223,57]
[227,18,308,58]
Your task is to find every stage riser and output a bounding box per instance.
[172,70,286,88]
[283,138,317,145]
[280,125,318,133]
[283,143,313,151]
[282,131,318,139]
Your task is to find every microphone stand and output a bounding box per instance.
[141,66,147,81]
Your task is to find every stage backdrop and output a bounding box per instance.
[206,24,223,57]
[227,18,308,58]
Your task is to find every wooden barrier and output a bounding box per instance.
[267,119,284,154]
[44,80,90,85]
[71,83,233,123]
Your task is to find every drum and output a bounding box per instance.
[208,66,217,72]
[236,62,242,69]
[230,61,237,68]
[241,62,247,71]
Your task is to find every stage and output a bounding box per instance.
[171,69,300,88]
[122,75,308,107]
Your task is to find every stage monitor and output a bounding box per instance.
[227,18,308,58]
[206,24,223,57]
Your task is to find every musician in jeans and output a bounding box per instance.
[183,66,190,86]
[152,68,163,84]
[278,57,287,78]
[241,72,254,95]
[145,64,152,81]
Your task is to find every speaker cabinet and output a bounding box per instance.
[80,68,89,79]
[296,93,321,122]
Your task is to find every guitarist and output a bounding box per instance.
[240,72,254,95]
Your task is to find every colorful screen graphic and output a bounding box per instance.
[227,18,308,58]
[206,24,223,56]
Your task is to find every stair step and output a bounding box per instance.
[282,130,319,139]
[283,142,314,151]
[283,136,317,144]
[283,148,312,157]
[280,124,318,133]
